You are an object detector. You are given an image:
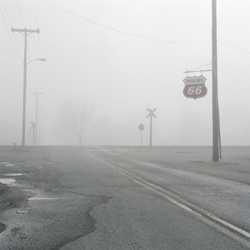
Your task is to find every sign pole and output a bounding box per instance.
[138,124,145,147]
[150,115,152,147]
[212,0,220,161]
[146,108,156,148]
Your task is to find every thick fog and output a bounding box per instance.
[1,0,250,146]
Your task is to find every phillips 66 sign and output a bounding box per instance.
[183,75,207,99]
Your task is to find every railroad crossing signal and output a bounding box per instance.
[147,108,156,147]
[147,108,156,118]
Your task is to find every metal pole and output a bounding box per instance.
[31,122,35,146]
[147,108,156,148]
[31,92,43,146]
[36,95,38,145]
[150,115,152,147]
[212,0,219,161]
[22,29,28,147]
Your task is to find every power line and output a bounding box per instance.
[33,0,42,57]
[189,63,212,71]
[2,0,12,25]
[0,5,22,62]
[16,0,24,27]
[2,0,22,60]
[41,0,250,55]
[32,0,45,88]
[33,0,39,26]
[41,0,210,44]
[218,40,250,54]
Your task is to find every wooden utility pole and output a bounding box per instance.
[212,0,220,161]
[11,28,40,146]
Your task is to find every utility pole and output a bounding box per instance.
[212,0,220,161]
[31,92,43,145]
[30,122,36,146]
[146,108,156,147]
[182,1,221,162]
[11,28,40,146]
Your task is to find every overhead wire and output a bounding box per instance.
[4,0,250,63]
[41,0,210,44]
[0,4,22,63]
[186,39,250,72]
[2,0,12,26]
[1,0,22,60]
[32,0,45,88]
[189,63,212,71]
[41,0,250,56]
[218,40,250,54]
[33,0,42,57]
[16,0,25,27]
[33,0,39,26]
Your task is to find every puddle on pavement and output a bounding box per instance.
[5,164,15,167]
[28,197,59,201]
[0,178,16,185]
[4,173,23,177]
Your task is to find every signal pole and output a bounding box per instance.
[31,92,43,145]
[11,28,40,146]
[146,108,156,147]
[212,0,220,161]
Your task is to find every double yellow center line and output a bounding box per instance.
[86,150,250,248]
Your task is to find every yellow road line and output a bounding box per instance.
[85,150,250,248]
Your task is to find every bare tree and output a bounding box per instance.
[60,98,95,145]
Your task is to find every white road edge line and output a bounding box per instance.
[86,151,250,249]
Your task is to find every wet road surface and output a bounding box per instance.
[0,146,250,249]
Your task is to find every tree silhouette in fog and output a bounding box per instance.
[60,99,95,145]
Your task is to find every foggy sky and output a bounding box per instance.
[1,0,250,146]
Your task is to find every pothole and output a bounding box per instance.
[28,197,59,201]
[0,222,6,233]
[5,164,15,167]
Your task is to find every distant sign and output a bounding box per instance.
[183,75,207,99]
[146,108,156,118]
[138,124,145,131]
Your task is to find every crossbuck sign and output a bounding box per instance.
[147,108,156,147]
[183,75,207,99]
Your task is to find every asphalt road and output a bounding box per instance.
[0,146,250,250]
